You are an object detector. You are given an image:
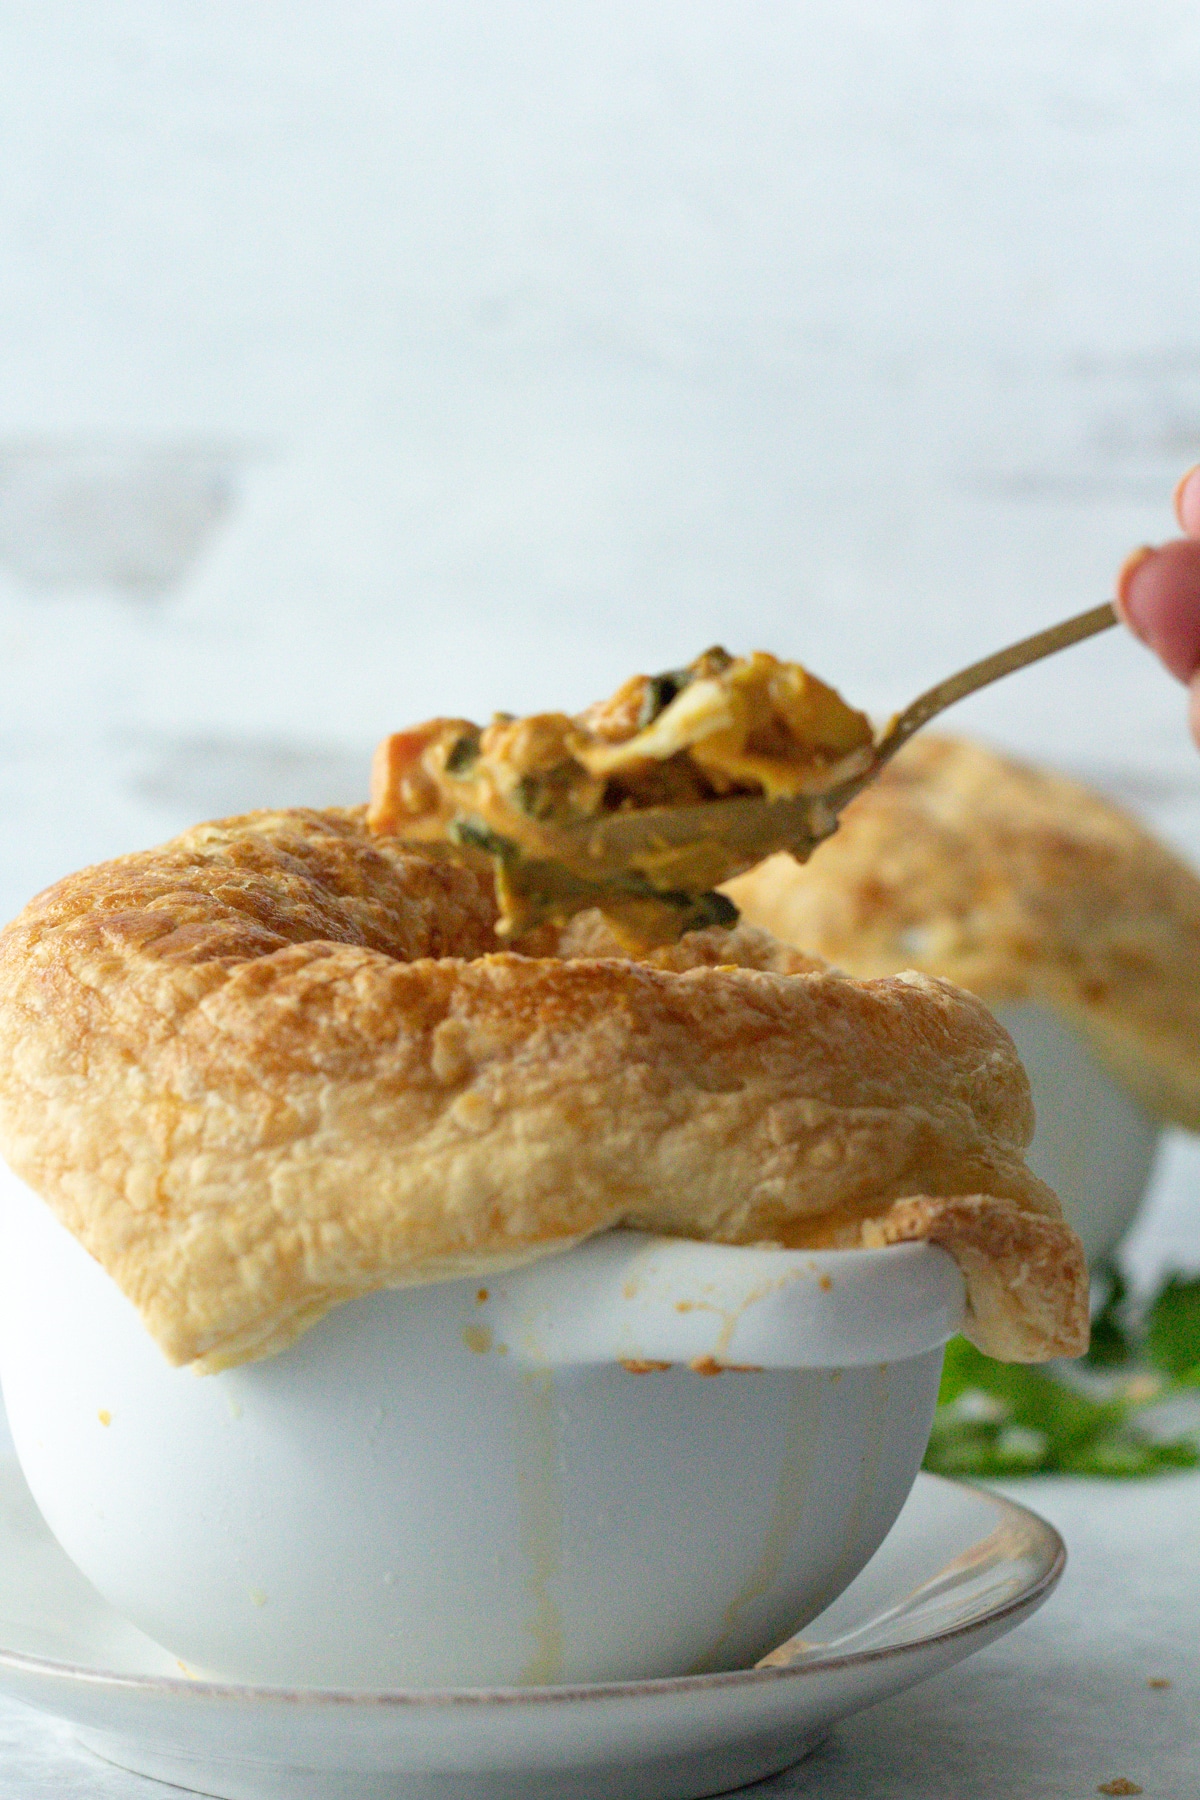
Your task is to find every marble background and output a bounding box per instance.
[2,2,1200,914]
[0,9,1199,1790]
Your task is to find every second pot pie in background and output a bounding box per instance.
[727,733,1200,1259]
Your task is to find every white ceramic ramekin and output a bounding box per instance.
[990,1003,1160,1266]
[0,1163,964,1690]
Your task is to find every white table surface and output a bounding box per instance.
[1,4,1200,1794]
[0,1475,1197,1800]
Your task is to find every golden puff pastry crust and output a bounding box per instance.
[0,807,1085,1371]
[726,733,1200,1131]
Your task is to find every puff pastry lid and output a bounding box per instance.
[0,806,1085,1371]
[726,733,1200,1130]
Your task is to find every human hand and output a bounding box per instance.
[1116,466,1200,746]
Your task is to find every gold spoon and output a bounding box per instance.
[548,601,1118,897]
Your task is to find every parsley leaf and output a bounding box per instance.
[1144,1275,1200,1382]
[1083,1261,1136,1369]
[924,1332,1200,1481]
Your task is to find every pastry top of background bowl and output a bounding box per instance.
[726,733,1200,1136]
[0,804,1086,1376]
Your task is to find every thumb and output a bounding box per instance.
[1116,538,1200,684]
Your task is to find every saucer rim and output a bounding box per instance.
[0,1471,1064,1710]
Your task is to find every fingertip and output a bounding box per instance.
[1114,544,1156,631]
[1173,463,1200,535]
[1117,538,1200,683]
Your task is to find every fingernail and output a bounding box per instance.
[1174,463,1200,531]
[1188,670,1200,751]
[1115,544,1156,633]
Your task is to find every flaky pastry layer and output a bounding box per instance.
[726,733,1200,1129]
[0,807,1085,1370]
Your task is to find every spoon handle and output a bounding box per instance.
[870,601,1118,770]
[544,600,1120,893]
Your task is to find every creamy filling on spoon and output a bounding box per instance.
[368,648,873,943]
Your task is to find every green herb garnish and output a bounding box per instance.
[444,732,481,776]
[638,668,692,729]
[511,763,589,822]
[1145,1274,1200,1382]
[447,818,517,859]
[1084,1261,1136,1368]
[923,1269,1200,1481]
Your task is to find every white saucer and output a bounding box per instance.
[0,1455,1062,1800]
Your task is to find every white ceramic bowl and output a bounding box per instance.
[0,1164,964,1690]
[990,1003,1160,1266]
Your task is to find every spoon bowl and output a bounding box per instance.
[545,603,1118,903]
